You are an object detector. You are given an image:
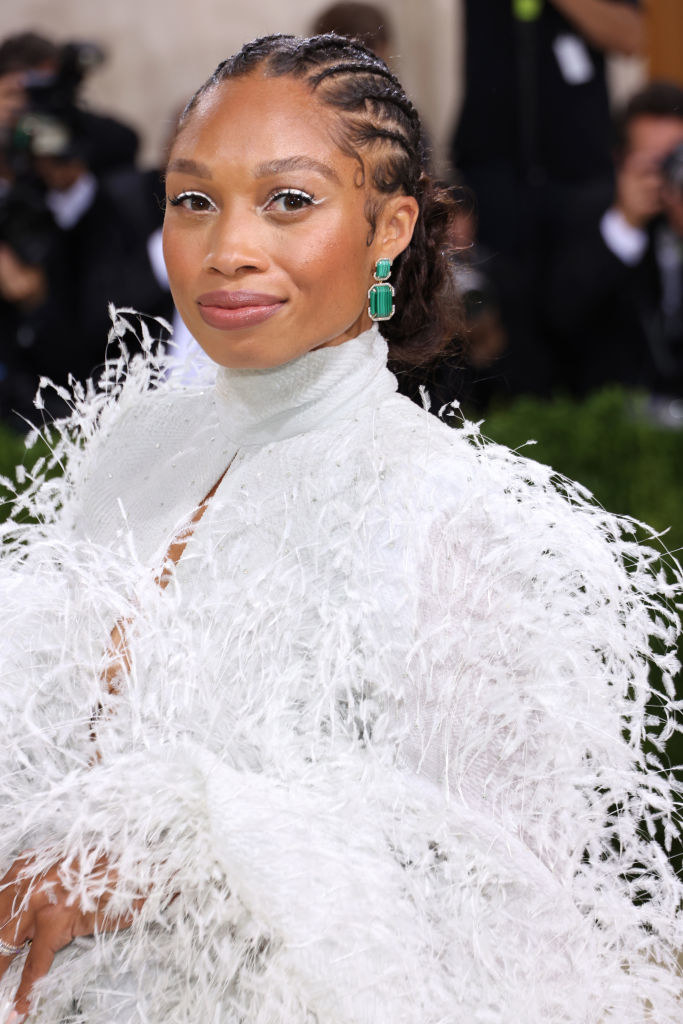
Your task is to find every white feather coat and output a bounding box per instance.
[0,317,681,1023]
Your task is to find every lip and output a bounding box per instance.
[196,291,286,331]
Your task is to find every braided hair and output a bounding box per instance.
[179,33,462,367]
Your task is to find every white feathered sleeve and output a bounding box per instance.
[394,428,683,1014]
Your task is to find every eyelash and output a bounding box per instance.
[262,188,319,214]
[166,188,319,215]
[167,190,216,212]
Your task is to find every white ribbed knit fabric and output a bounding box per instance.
[0,315,681,1023]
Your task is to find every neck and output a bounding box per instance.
[213,325,397,446]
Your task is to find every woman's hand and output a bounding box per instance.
[0,854,143,1022]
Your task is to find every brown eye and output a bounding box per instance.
[168,191,217,212]
[268,189,315,213]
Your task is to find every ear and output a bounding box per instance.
[372,194,419,262]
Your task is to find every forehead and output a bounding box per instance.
[172,73,352,173]
[628,115,683,155]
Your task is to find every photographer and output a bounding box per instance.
[0,32,138,175]
[547,82,683,412]
[0,32,169,427]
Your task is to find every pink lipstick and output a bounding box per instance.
[196,291,285,330]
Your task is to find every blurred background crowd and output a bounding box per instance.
[0,0,682,430]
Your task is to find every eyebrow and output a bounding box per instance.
[166,154,341,185]
[166,157,213,178]
[253,156,341,184]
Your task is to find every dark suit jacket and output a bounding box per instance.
[545,217,682,396]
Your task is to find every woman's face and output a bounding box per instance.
[163,73,417,368]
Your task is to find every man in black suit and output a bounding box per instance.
[547,82,683,407]
[451,0,644,398]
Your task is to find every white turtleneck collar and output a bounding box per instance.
[212,324,397,447]
[76,326,399,566]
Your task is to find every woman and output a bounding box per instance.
[0,34,681,1024]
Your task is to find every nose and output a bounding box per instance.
[202,206,269,278]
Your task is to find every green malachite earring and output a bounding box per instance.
[368,258,395,322]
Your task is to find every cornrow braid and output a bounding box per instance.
[179,33,463,368]
[309,62,398,87]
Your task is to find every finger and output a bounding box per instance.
[11,925,58,1019]
[0,897,29,946]
[0,885,32,984]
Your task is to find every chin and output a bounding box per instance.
[200,337,308,371]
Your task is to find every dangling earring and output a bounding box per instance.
[368,258,395,322]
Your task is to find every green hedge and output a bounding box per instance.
[0,423,52,524]
[483,388,683,558]
[0,423,31,484]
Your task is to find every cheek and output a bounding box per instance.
[287,213,371,305]
[162,222,199,308]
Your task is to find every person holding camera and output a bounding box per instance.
[0,32,169,427]
[547,81,683,412]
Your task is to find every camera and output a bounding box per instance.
[10,41,105,166]
[0,41,105,269]
[661,141,683,195]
